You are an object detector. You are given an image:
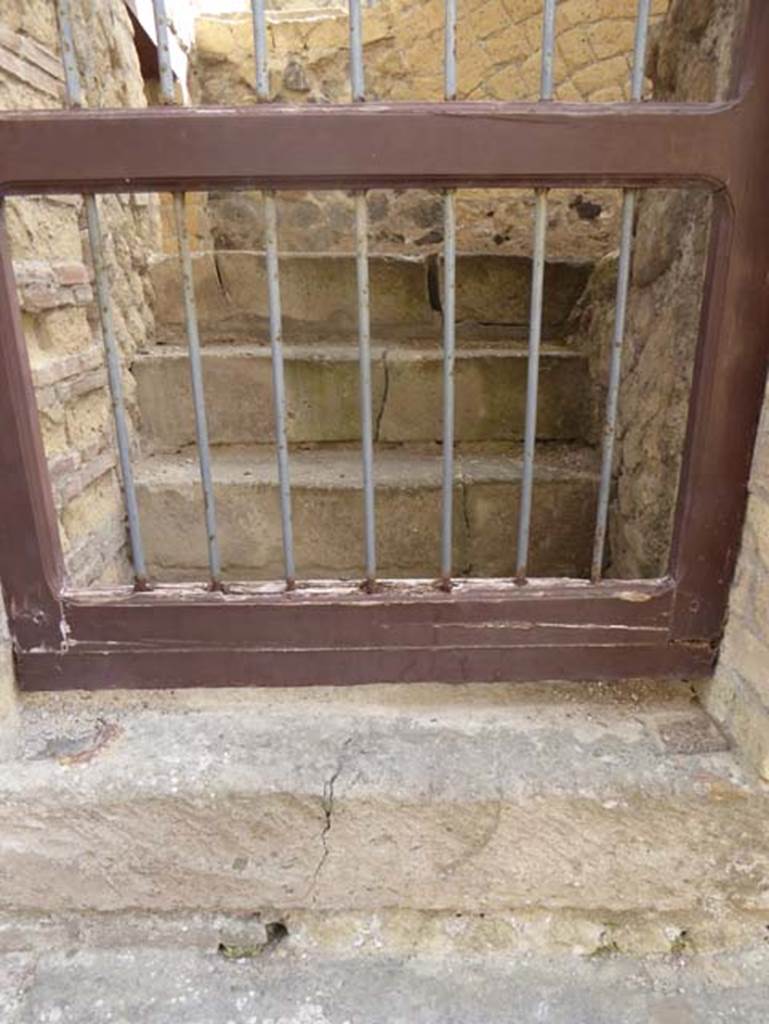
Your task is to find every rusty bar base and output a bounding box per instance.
[61,579,677,642]
[17,642,713,691]
[14,579,714,690]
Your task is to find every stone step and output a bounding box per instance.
[1,680,765,925]
[133,343,591,449]
[149,251,591,343]
[134,443,598,580]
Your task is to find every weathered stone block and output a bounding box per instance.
[133,343,591,449]
[149,253,231,328]
[219,252,434,332]
[134,345,386,448]
[462,447,598,577]
[192,1,669,262]
[449,255,592,330]
[378,346,591,444]
[135,444,597,580]
[137,447,465,579]
[150,252,436,337]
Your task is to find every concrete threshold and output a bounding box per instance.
[0,680,767,918]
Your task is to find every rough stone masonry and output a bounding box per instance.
[192,0,668,262]
[1,0,158,590]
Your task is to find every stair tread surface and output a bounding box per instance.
[136,443,599,488]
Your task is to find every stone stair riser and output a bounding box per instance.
[133,347,590,448]
[149,252,591,338]
[136,455,598,579]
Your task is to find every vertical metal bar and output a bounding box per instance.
[444,0,457,101]
[263,193,296,587]
[355,193,376,587]
[84,199,148,585]
[630,0,652,103]
[440,0,458,586]
[348,0,365,102]
[539,0,557,100]
[251,0,296,586]
[440,190,457,586]
[153,0,222,586]
[591,193,636,581]
[55,0,147,587]
[591,0,652,582]
[515,191,548,581]
[250,0,269,101]
[151,0,175,102]
[515,0,556,582]
[172,194,222,585]
[348,0,376,586]
[55,0,82,106]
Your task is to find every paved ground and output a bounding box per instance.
[3,945,769,1023]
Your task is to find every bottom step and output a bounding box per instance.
[135,444,599,580]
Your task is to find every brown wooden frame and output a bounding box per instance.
[1,1,768,690]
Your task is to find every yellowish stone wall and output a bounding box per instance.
[193,0,668,261]
[1,0,160,587]
[196,0,669,104]
[704,400,769,780]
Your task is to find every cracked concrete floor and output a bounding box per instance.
[3,946,769,1023]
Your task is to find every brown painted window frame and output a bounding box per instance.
[1,2,768,691]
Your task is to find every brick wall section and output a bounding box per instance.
[192,0,666,263]
[1,0,161,588]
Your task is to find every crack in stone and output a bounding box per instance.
[307,738,355,901]
[459,472,473,576]
[318,766,339,864]
[307,770,338,898]
[212,251,231,304]
[426,253,442,314]
[374,349,390,442]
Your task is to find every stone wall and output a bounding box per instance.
[703,399,769,780]
[695,0,769,777]
[568,0,747,578]
[1,0,160,588]
[192,0,667,262]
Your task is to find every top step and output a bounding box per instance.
[149,251,591,344]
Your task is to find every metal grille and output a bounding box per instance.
[0,0,767,689]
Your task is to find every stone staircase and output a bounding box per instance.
[131,250,597,581]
